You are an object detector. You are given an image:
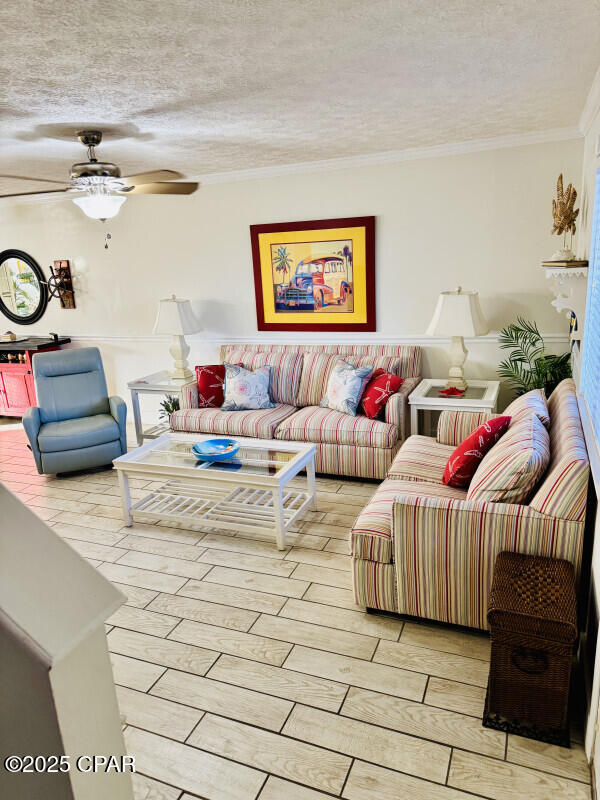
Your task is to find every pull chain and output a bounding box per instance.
[104,233,111,250]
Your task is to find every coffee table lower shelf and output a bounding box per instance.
[128,479,312,544]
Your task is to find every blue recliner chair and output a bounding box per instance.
[23,347,127,475]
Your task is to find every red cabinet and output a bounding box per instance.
[0,338,70,417]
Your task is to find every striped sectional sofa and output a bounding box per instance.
[170,343,421,479]
[351,379,590,629]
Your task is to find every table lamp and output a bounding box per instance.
[426,287,489,389]
[153,295,200,381]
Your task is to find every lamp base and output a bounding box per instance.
[447,335,468,390]
[169,335,194,382]
[169,368,195,383]
[445,376,468,391]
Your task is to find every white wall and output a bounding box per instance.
[0,136,582,415]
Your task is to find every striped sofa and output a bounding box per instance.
[351,379,590,629]
[170,343,421,479]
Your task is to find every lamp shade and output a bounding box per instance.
[426,287,489,337]
[153,295,200,335]
[72,193,126,220]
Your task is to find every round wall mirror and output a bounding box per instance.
[0,249,48,325]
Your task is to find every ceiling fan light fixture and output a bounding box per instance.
[72,185,126,221]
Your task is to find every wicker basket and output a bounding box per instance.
[483,551,577,747]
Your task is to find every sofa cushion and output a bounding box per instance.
[467,414,551,504]
[361,370,404,420]
[443,415,511,488]
[530,378,589,521]
[296,353,342,407]
[220,349,303,406]
[320,360,373,416]
[296,352,404,408]
[387,435,454,483]
[351,478,468,563]
[504,388,550,430]
[345,354,402,375]
[170,404,296,438]
[436,410,498,446]
[274,406,398,449]
[195,364,227,408]
[38,413,120,453]
[221,364,274,410]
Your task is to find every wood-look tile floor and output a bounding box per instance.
[0,426,592,800]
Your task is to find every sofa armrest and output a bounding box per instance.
[180,380,199,409]
[109,395,128,454]
[436,410,498,446]
[22,406,43,473]
[392,494,583,629]
[385,377,421,442]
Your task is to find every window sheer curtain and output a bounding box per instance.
[581,169,600,442]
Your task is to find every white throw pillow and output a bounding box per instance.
[320,359,373,416]
[221,363,274,410]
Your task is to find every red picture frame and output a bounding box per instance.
[250,216,376,332]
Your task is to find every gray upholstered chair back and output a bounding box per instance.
[33,347,110,423]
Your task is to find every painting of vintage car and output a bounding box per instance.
[272,243,354,313]
[250,216,375,332]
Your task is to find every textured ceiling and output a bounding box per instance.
[1,0,599,195]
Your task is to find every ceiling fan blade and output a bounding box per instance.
[0,188,69,199]
[0,173,66,185]
[120,169,185,186]
[119,182,199,195]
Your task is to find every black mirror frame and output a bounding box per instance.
[0,249,48,325]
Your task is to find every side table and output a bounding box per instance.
[408,378,500,436]
[127,370,196,446]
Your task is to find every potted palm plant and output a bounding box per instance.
[159,394,180,424]
[498,317,571,397]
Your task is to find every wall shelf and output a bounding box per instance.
[543,263,589,341]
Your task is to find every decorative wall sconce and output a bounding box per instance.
[47,260,76,309]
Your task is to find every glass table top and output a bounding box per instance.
[424,385,487,400]
[130,437,296,476]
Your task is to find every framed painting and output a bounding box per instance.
[250,216,375,331]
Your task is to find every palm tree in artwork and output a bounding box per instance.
[273,246,293,284]
[337,244,353,281]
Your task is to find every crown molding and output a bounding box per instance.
[579,65,600,136]
[195,126,581,185]
[1,127,581,209]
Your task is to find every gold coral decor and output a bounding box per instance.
[550,174,579,261]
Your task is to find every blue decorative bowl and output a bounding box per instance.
[191,438,240,462]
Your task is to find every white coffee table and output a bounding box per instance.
[114,433,317,550]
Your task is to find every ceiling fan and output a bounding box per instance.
[0,130,199,221]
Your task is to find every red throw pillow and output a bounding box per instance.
[195,365,227,408]
[361,369,405,420]
[443,415,511,488]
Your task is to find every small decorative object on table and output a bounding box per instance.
[438,386,465,397]
[159,394,180,422]
[483,551,577,747]
[426,287,489,390]
[549,174,579,262]
[191,438,240,462]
